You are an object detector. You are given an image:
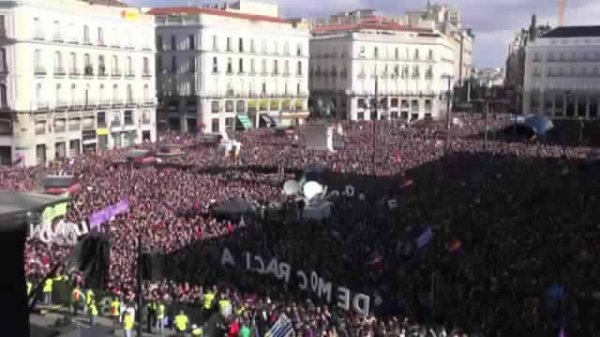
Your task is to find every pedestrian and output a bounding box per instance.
[156,300,166,336]
[123,308,135,337]
[174,310,189,337]
[88,299,98,326]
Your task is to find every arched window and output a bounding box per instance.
[99,84,105,101]
[143,84,149,101]
[112,84,118,101]
[55,84,61,105]
[126,84,133,102]
[297,61,302,76]
[70,84,76,104]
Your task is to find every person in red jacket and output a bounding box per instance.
[227,318,240,337]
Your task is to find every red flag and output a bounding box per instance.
[367,255,384,271]
[448,239,463,253]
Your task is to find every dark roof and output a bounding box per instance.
[43,175,76,188]
[0,191,69,228]
[542,26,600,38]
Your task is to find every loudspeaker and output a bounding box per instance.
[66,234,110,289]
[141,252,165,281]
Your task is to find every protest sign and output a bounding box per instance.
[220,247,371,316]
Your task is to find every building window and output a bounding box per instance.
[189,35,195,50]
[226,37,232,51]
[54,51,63,72]
[284,42,289,55]
[273,60,278,75]
[261,40,267,54]
[250,59,255,74]
[0,83,6,107]
[126,56,132,75]
[143,57,149,75]
[239,38,244,52]
[112,55,119,74]
[395,48,399,59]
[414,49,419,60]
[211,118,219,133]
[99,84,104,101]
[296,83,300,96]
[261,59,267,74]
[126,84,133,103]
[70,84,76,105]
[212,35,218,50]
[33,17,43,39]
[428,49,433,60]
[189,56,195,73]
[212,57,218,73]
[297,43,302,56]
[374,47,379,58]
[55,84,61,105]
[250,39,255,53]
[97,27,104,45]
[211,101,219,113]
[156,35,163,51]
[284,60,289,75]
[0,15,8,37]
[53,21,61,41]
[124,110,133,125]
[0,48,6,72]
[83,25,90,44]
[239,58,244,73]
[170,35,176,51]
[261,82,266,95]
[227,58,232,74]
[69,52,76,73]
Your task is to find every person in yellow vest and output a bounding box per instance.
[27,281,32,297]
[111,297,121,327]
[156,301,166,337]
[218,295,232,318]
[191,324,203,336]
[174,310,189,337]
[84,289,95,314]
[123,308,135,337]
[87,299,98,326]
[71,286,84,316]
[42,278,53,305]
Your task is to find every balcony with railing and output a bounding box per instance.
[125,71,135,79]
[98,39,106,47]
[34,66,47,76]
[111,69,121,78]
[35,100,49,111]
[84,100,97,110]
[52,33,64,43]
[142,70,151,78]
[99,99,111,108]
[55,100,69,110]
[69,100,83,110]
[125,98,136,108]
[34,30,45,40]
[69,68,81,78]
[54,67,66,77]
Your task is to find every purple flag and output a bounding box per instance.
[88,198,130,230]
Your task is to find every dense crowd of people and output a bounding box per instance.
[3,114,599,336]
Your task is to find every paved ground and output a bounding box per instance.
[31,305,177,337]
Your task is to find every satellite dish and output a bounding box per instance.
[283,180,301,196]
[303,181,323,200]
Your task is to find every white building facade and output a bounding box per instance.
[150,2,310,134]
[523,26,600,119]
[0,0,157,166]
[310,26,455,121]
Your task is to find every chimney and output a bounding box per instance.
[529,14,538,42]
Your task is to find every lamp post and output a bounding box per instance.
[442,75,453,156]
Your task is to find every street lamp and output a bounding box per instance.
[441,74,454,156]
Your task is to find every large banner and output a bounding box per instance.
[88,198,130,230]
[220,247,371,316]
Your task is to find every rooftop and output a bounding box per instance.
[313,20,431,35]
[86,0,128,7]
[146,6,287,24]
[541,26,600,38]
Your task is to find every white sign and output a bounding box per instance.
[29,220,89,245]
[220,247,370,316]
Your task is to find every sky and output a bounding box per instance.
[125,0,600,69]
